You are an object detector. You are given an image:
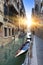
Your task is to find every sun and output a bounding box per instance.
[26,16,32,28]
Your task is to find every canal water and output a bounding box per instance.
[0,37,26,65]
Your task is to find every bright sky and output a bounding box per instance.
[23,0,34,18]
[23,0,35,28]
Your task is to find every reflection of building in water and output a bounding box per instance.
[0,0,26,45]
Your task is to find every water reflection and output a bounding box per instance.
[0,37,26,65]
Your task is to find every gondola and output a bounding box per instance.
[15,41,30,57]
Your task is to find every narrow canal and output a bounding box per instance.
[0,36,26,65]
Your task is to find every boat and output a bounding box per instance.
[15,41,30,57]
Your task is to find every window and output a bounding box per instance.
[35,4,39,12]
[12,28,14,36]
[4,3,8,15]
[4,28,7,37]
[9,28,11,36]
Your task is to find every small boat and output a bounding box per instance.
[15,41,30,57]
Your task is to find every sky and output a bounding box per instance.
[23,0,34,18]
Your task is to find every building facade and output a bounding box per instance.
[32,0,43,31]
[0,0,26,46]
[32,0,43,19]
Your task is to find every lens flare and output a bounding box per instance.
[25,16,32,28]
